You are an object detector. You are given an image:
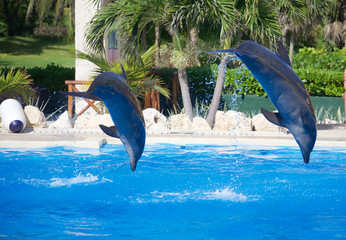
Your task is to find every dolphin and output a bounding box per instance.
[61,70,146,171]
[211,40,317,163]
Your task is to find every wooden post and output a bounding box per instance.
[65,80,99,117]
[67,84,73,117]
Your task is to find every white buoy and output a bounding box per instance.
[0,99,27,133]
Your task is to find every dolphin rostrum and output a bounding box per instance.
[211,40,317,163]
[62,70,146,171]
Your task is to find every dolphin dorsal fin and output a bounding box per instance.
[277,41,291,67]
[99,124,120,138]
[120,64,127,81]
[261,108,286,128]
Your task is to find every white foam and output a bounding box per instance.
[49,173,99,187]
[22,173,110,188]
[131,187,249,204]
[64,231,111,237]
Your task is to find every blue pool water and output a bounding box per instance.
[0,144,345,239]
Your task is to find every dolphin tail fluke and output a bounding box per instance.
[60,91,103,101]
[261,108,286,128]
[99,124,120,138]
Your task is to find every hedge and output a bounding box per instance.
[0,63,75,92]
[156,62,345,109]
[293,47,345,72]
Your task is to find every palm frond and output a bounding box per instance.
[0,69,34,102]
[76,46,170,100]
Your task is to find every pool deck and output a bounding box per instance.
[0,124,345,149]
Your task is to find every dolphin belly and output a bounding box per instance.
[93,85,146,171]
[211,40,317,163]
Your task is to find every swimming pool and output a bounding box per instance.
[0,144,345,239]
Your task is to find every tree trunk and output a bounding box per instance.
[70,1,75,28]
[3,0,15,36]
[189,27,200,66]
[206,55,228,128]
[39,18,43,28]
[141,25,147,52]
[155,22,160,67]
[178,68,193,121]
[289,32,294,64]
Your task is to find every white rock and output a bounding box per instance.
[321,118,338,124]
[74,113,113,129]
[143,108,168,131]
[169,114,193,131]
[213,110,252,132]
[48,111,73,129]
[251,113,286,132]
[192,116,212,132]
[24,105,47,128]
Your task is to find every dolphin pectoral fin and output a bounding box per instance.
[99,124,120,138]
[261,108,286,128]
[277,41,291,67]
[60,91,103,101]
[120,64,127,81]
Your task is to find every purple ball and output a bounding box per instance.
[9,120,24,133]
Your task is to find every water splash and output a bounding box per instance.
[130,187,251,204]
[22,173,112,188]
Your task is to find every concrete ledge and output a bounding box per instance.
[0,126,345,149]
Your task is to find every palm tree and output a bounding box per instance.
[76,45,170,101]
[171,0,237,122]
[25,0,54,28]
[25,0,75,28]
[55,0,74,27]
[86,0,169,66]
[323,0,345,47]
[170,30,195,120]
[273,0,335,62]
[273,0,307,58]
[206,0,281,128]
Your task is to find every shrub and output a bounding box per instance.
[0,64,75,92]
[33,26,68,38]
[214,65,265,96]
[26,63,74,92]
[294,68,344,97]
[293,47,346,72]
[0,64,74,92]
[187,66,216,104]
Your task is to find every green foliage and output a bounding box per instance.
[1,63,74,92]
[0,68,34,101]
[76,46,170,101]
[294,68,344,97]
[27,63,74,92]
[187,65,216,105]
[293,47,346,71]
[162,61,344,102]
[291,47,345,97]
[211,64,265,96]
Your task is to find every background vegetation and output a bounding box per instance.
[0,0,344,119]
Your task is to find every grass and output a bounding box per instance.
[0,36,75,68]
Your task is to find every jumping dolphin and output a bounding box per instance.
[62,70,146,171]
[211,41,317,163]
